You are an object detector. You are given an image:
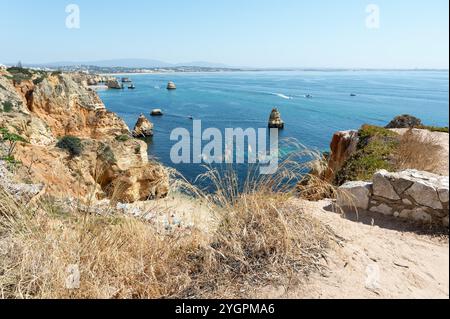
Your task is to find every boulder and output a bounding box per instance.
[370,203,393,216]
[150,109,164,116]
[167,81,176,90]
[337,181,372,210]
[385,114,423,129]
[132,114,154,138]
[268,108,284,129]
[372,170,401,200]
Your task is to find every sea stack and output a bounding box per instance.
[268,108,285,129]
[167,81,177,90]
[132,114,154,137]
[106,78,122,89]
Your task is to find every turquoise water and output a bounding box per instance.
[98,71,449,184]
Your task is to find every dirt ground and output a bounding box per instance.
[257,199,449,299]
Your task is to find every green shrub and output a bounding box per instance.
[97,143,116,164]
[419,125,449,133]
[56,136,83,157]
[335,125,399,185]
[115,134,131,142]
[0,127,27,158]
[7,67,33,84]
[1,101,14,112]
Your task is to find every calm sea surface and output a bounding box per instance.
[97,71,449,185]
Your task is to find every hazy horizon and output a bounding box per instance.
[1,0,449,69]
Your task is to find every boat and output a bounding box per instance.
[128,84,136,89]
[350,93,357,97]
[121,77,132,83]
[304,94,313,98]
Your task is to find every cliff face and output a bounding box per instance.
[320,130,359,182]
[0,69,169,203]
[15,74,130,139]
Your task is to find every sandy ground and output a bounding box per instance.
[259,199,449,299]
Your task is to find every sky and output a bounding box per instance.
[0,0,448,68]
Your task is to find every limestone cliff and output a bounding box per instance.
[0,68,169,203]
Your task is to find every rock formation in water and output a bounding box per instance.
[132,114,154,137]
[150,109,163,116]
[268,108,285,129]
[0,68,168,203]
[106,78,123,89]
[167,81,176,90]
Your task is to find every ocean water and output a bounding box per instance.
[97,71,449,185]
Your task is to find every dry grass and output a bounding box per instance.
[0,144,333,299]
[392,129,443,174]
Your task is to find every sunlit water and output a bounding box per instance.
[97,70,449,186]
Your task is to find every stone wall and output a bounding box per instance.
[337,170,449,227]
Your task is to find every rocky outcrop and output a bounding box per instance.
[167,81,176,90]
[132,114,154,137]
[386,114,423,129]
[324,130,359,181]
[106,79,123,89]
[268,108,284,129]
[1,69,169,204]
[337,169,449,226]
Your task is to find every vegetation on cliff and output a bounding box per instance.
[334,124,444,185]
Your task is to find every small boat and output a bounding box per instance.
[304,94,313,99]
[128,84,136,89]
[122,77,132,83]
[350,93,357,97]
[188,116,194,120]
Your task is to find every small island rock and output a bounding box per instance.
[132,114,154,137]
[268,108,285,129]
[167,81,177,90]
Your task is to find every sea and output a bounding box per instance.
[97,70,449,186]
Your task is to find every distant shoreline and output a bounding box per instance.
[99,69,449,77]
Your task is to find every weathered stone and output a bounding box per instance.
[390,178,413,195]
[370,203,393,216]
[385,114,423,129]
[411,209,432,223]
[443,217,449,228]
[437,177,449,203]
[402,198,413,206]
[405,180,442,210]
[337,181,372,210]
[399,209,413,219]
[373,170,401,200]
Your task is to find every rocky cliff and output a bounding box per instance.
[0,68,168,202]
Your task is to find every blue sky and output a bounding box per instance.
[1,0,448,68]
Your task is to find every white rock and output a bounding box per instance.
[373,170,401,200]
[405,180,443,210]
[337,181,372,210]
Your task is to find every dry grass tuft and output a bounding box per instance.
[392,129,443,174]
[0,142,333,299]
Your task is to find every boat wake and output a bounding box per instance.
[271,93,293,100]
